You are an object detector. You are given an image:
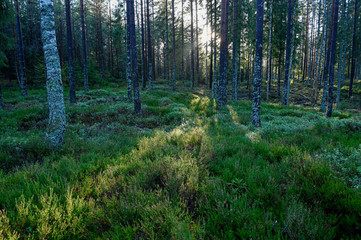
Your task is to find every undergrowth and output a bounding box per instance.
[0,85,360,239]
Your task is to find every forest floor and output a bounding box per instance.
[1,79,361,239]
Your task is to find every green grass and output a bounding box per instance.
[0,84,361,239]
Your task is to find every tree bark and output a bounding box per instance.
[126,0,132,101]
[252,0,264,127]
[80,0,89,91]
[127,0,142,114]
[165,0,169,87]
[218,0,229,107]
[40,0,66,149]
[212,0,218,98]
[14,0,27,96]
[65,0,76,103]
[141,0,146,88]
[282,0,292,105]
[146,0,153,90]
[348,0,358,98]
[326,0,339,117]
[190,0,195,89]
[321,0,335,111]
[172,0,176,90]
[196,0,200,86]
[232,0,238,101]
[266,0,273,102]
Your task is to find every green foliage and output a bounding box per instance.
[0,86,361,239]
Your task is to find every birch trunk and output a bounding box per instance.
[40,0,66,149]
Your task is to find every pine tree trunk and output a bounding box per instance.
[336,0,348,108]
[218,0,229,107]
[209,6,213,90]
[126,0,132,101]
[146,0,153,90]
[190,0,195,89]
[286,11,296,104]
[127,0,142,114]
[40,0,66,149]
[195,0,200,86]
[165,0,169,87]
[181,0,185,86]
[15,0,27,96]
[232,0,238,101]
[266,0,273,102]
[108,0,114,76]
[348,0,358,98]
[140,0,146,88]
[212,0,217,98]
[80,0,89,91]
[172,0,176,90]
[327,0,340,117]
[252,0,264,127]
[297,16,304,82]
[282,0,292,105]
[321,0,336,111]
[65,0,76,103]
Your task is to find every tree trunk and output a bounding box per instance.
[218,0,229,107]
[127,0,142,114]
[282,0,292,105]
[266,0,273,102]
[165,0,169,87]
[326,0,340,117]
[146,0,153,90]
[181,0,185,86]
[172,0,176,90]
[141,0,146,88]
[80,0,89,91]
[252,0,264,127]
[196,0,200,86]
[209,6,213,89]
[212,0,217,98]
[190,0,195,89]
[336,0,348,108]
[40,0,66,149]
[232,0,238,101]
[126,0,132,101]
[0,83,3,109]
[348,0,358,98]
[14,0,27,96]
[321,0,336,111]
[65,0,76,103]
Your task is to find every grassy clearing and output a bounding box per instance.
[0,85,361,239]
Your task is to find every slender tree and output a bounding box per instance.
[218,0,229,107]
[126,0,132,100]
[326,0,339,117]
[146,0,153,90]
[266,0,274,102]
[165,0,169,87]
[196,0,200,86]
[141,0,146,88]
[212,0,218,98]
[65,0,76,103]
[348,0,358,98]
[40,0,66,149]
[181,0,185,86]
[190,0,195,89]
[232,0,238,100]
[126,0,142,113]
[251,0,264,127]
[14,0,27,96]
[171,0,176,90]
[337,0,348,108]
[321,0,336,111]
[80,0,89,91]
[282,0,293,105]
